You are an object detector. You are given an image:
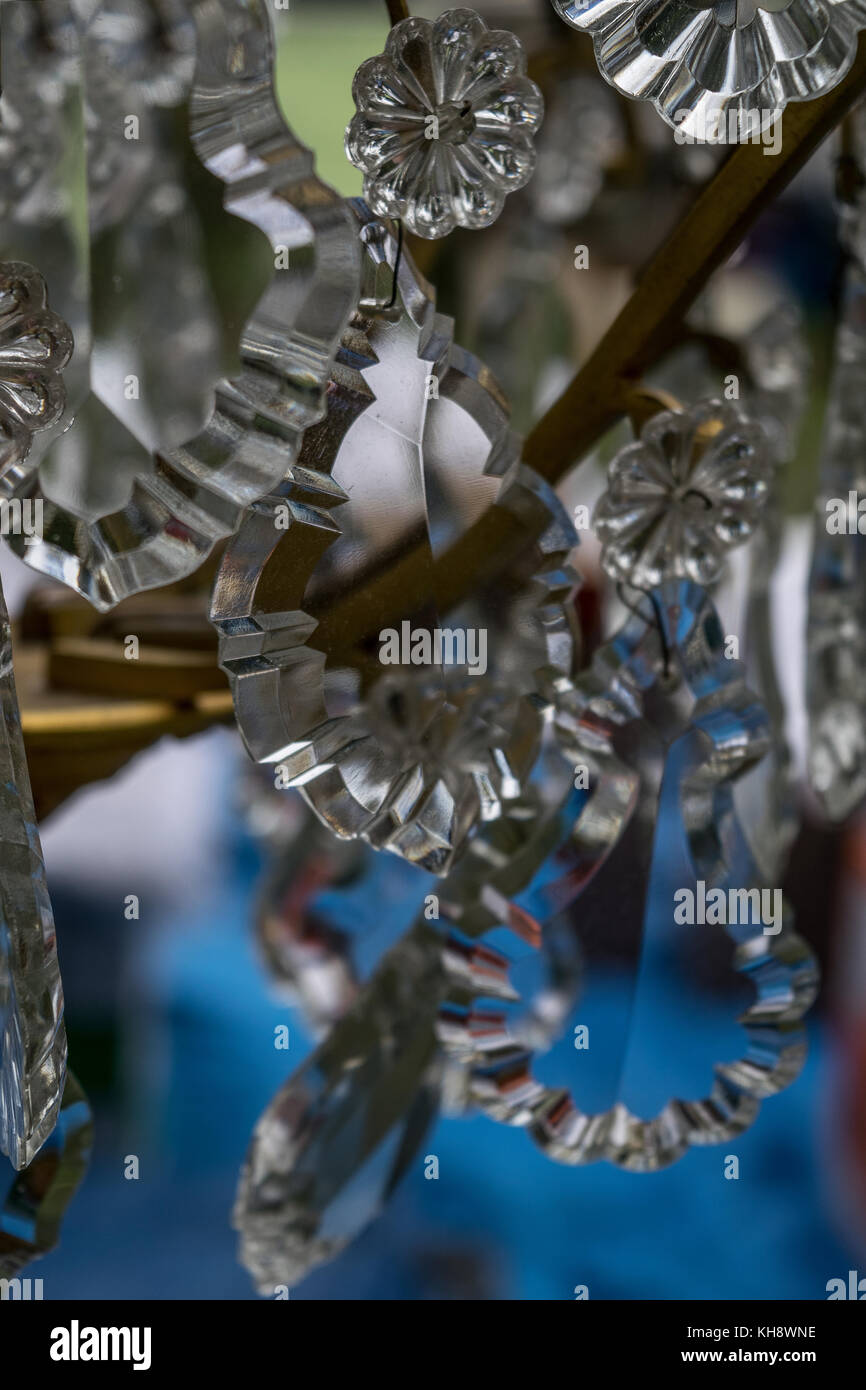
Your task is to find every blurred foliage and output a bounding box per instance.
[274,4,388,196]
[785,315,835,518]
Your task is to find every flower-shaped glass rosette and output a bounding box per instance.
[345,8,543,239]
[0,262,72,493]
[551,0,866,140]
[594,401,772,589]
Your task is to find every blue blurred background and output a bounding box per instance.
[2,723,856,1301]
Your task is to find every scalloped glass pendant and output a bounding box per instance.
[213,201,578,876]
[0,0,360,608]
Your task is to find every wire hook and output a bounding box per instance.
[386,218,404,311]
[616,581,672,679]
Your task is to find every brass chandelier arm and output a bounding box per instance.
[15,585,233,817]
[323,32,866,643]
[523,34,866,481]
[384,0,410,24]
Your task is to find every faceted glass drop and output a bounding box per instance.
[0,574,66,1171]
